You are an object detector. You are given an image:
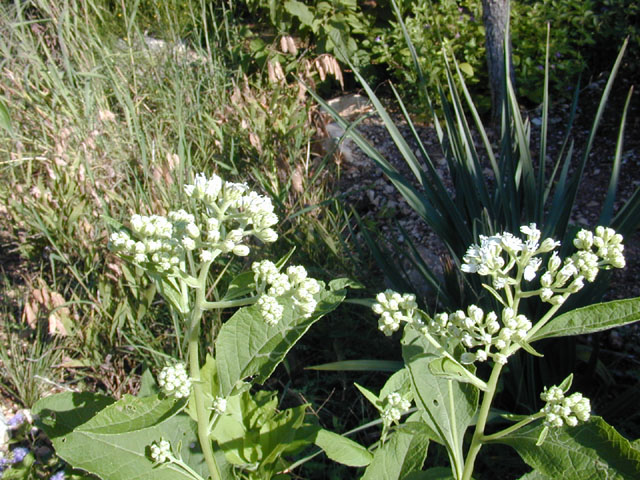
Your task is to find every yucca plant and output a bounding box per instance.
[311,4,638,312]
[309,1,639,414]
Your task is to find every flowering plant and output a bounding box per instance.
[32,173,368,480]
[359,224,640,479]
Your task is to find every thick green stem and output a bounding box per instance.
[461,363,504,480]
[189,320,222,480]
[187,261,223,480]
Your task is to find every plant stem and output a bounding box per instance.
[482,412,544,442]
[202,296,258,310]
[461,362,504,480]
[189,321,222,480]
[187,267,223,480]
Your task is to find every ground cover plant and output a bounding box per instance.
[1,0,640,479]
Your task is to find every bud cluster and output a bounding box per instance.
[540,385,591,428]
[371,290,418,336]
[109,172,278,274]
[425,305,532,366]
[157,363,191,399]
[212,397,227,415]
[573,227,625,277]
[381,392,411,426]
[251,260,322,325]
[149,439,172,463]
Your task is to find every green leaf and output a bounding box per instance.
[402,327,478,474]
[284,0,314,27]
[355,382,382,410]
[222,271,255,301]
[216,281,347,396]
[0,97,12,134]
[458,62,474,77]
[380,367,413,401]
[495,416,640,479]
[427,357,488,391]
[138,368,159,397]
[517,471,552,480]
[530,297,640,342]
[314,428,372,467]
[405,466,455,479]
[308,360,403,372]
[362,427,429,479]
[34,392,216,480]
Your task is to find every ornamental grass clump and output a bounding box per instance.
[358,224,640,479]
[32,172,370,480]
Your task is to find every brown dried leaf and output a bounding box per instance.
[23,302,38,328]
[287,36,298,56]
[48,312,68,336]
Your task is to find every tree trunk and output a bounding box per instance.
[482,0,515,122]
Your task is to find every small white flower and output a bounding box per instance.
[212,397,227,415]
[149,439,172,463]
[257,295,284,326]
[158,363,191,398]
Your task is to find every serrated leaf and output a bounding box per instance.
[495,416,640,479]
[362,426,429,480]
[530,297,640,342]
[34,392,218,480]
[314,429,372,467]
[216,282,346,396]
[517,471,552,480]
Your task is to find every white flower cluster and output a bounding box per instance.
[184,173,278,244]
[426,305,531,366]
[149,439,171,463]
[212,396,227,415]
[157,363,191,399]
[371,290,418,336]
[109,172,278,273]
[540,385,591,428]
[381,392,411,426]
[461,223,559,289]
[251,260,322,325]
[461,224,625,306]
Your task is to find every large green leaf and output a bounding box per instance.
[362,417,429,479]
[34,392,219,480]
[314,428,372,467]
[495,416,640,479]
[530,297,640,342]
[517,471,551,480]
[402,327,478,476]
[405,467,455,479]
[216,280,348,396]
[284,0,314,27]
